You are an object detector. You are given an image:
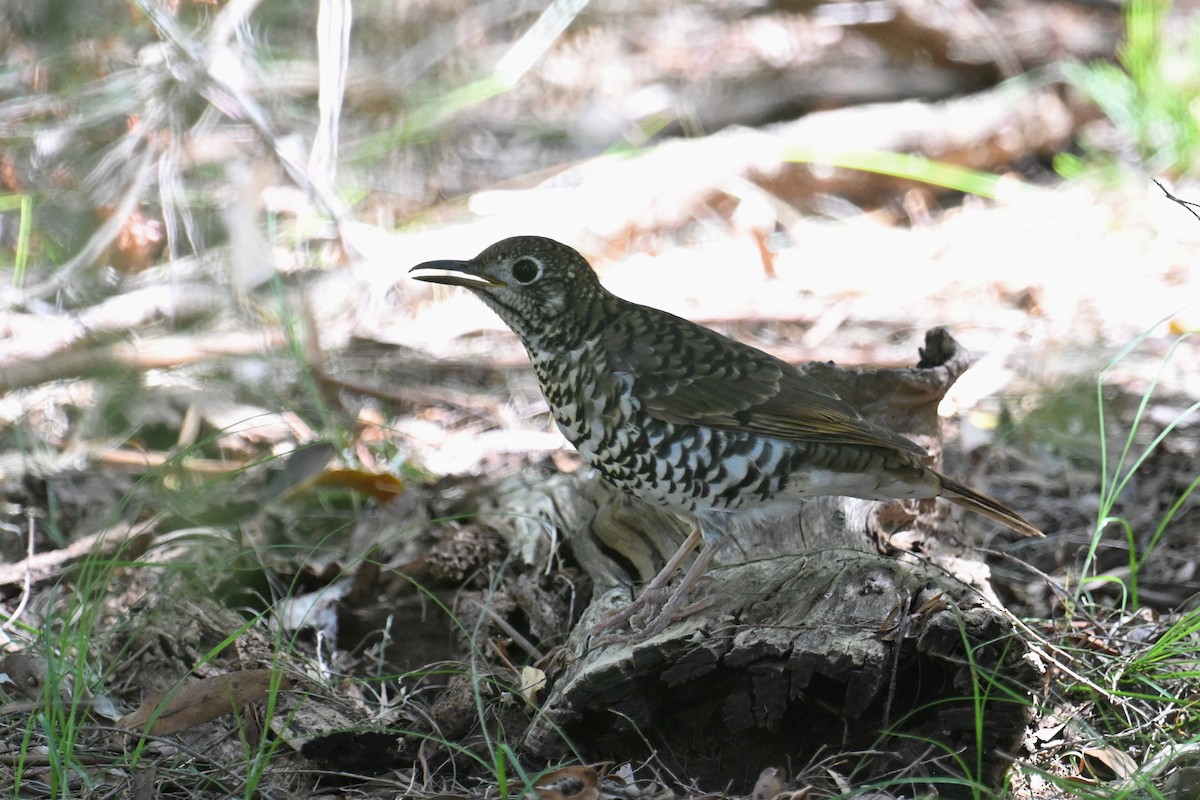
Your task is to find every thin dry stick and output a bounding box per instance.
[1154,178,1200,222]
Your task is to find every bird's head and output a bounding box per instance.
[410,236,606,342]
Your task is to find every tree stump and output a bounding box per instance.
[520,328,1038,795]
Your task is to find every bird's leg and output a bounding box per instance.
[586,525,702,637]
[625,535,722,640]
[587,521,724,641]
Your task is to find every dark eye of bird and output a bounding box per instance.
[511,257,541,284]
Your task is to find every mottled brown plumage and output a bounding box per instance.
[412,236,1041,636]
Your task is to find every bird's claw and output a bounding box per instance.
[585,584,715,646]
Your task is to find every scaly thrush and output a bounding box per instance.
[412,236,1042,637]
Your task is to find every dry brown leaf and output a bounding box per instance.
[116,669,289,735]
[314,468,405,502]
[519,665,547,705]
[1081,746,1139,780]
[2,653,50,701]
[523,764,600,800]
[1032,715,1068,745]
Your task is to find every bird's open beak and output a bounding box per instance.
[409,260,507,289]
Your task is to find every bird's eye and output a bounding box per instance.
[511,257,541,284]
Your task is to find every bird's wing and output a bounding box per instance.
[603,304,928,457]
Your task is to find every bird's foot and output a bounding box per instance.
[586,581,714,645]
[585,527,720,645]
[584,585,661,640]
[626,592,713,642]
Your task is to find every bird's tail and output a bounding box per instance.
[934,471,1044,538]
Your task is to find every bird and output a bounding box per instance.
[411,236,1042,638]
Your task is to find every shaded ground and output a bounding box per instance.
[2,1,1199,798]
